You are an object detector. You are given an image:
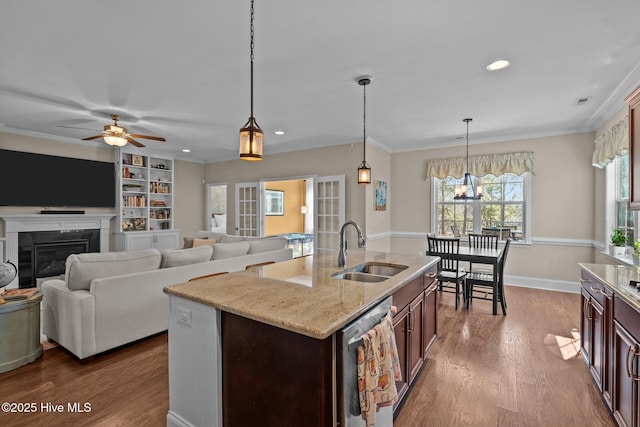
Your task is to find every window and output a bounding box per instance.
[433,173,529,242]
[613,154,633,245]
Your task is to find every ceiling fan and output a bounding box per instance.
[77,114,166,148]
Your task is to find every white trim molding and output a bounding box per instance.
[505,275,580,294]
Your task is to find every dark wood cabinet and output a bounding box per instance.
[393,304,410,404]
[423,272,438,355]
[391,264,438,413]
[580,270,613,408]
[612,296,640,427]
[626,85,640,209]
[408,293,425,383]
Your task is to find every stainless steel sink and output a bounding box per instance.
[351,262,408,277]
[332,272,389,282]
[331,262,409,283]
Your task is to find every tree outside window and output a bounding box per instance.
[435,173,526,240]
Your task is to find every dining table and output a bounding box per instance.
[427,245,505,315]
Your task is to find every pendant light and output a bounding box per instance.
[357,76,372,184]
[454,118,483,200]
[239,0,263,161]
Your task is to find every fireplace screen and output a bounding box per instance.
[34,240,89,280]
[18,229,100,288]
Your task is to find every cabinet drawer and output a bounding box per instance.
[614,296,640,341]
[423,265,437,287]
[392,275,423,314]
[580,272,608,307]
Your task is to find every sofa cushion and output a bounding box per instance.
[193,238,217,248]
[161,245,214,268]
[66,249,162,291]
[247,237,287,254]
[212,241,250,260]
[219,234,245,243]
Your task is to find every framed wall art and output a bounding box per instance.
[375,180,387,211]
[265,189,284,216]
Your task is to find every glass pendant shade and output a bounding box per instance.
[454,172,483,199]
[104,135,127,147]
[239,117,263,161]
[358,161,371,184]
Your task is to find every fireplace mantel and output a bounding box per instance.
[1,214,114,289]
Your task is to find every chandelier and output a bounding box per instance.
[239,0,263,161]
[454,118,483,200]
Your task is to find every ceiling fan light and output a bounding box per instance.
[104,135,127,147]
[239,119,263,161]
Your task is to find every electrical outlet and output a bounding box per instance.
[177,306,192,326]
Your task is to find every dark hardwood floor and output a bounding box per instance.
[395,286,615,427]
[0,285,614,426]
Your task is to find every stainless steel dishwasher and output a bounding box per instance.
[339,295,394,427]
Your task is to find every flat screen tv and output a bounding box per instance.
[0,149,116,208]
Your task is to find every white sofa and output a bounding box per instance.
[42,233,291,360]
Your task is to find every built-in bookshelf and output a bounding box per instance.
[113,150,180,251]
[114,150,178,251]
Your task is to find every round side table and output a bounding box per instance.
[0,293,43,374]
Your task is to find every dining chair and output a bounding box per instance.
[427,235,467,310]
[467,233,499,274]
[466,238,511,315]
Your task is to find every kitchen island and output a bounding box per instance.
[164,249,439,427]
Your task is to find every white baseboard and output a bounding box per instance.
[505,274,580,294]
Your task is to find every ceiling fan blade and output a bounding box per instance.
[82,135,105,141]
[57,125,101,131]
[129,134,166,142]
[126,136,146,148]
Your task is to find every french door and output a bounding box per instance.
[235,182,260,237]
[315,175,345,251]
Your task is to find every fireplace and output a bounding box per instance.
[0,214,114,289]
[18,230,100,288]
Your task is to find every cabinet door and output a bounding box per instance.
[580,287,592,365]
[392,305,410,407]
[626,86,640,209]
[423,277,438,355]
[154,232,179,250]
[590,298,605,390]
[408,294,425,383]
[126,233,155,251]
[613,320,639,427]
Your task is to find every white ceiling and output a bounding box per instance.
[1,0,640,163]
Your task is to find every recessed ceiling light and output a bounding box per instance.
[274,130,284,135]
[486,59,510,71]
[182,149,191,153]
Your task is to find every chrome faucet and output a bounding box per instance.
[338,221,366,267]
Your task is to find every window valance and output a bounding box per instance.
[592,116,628,168]
[425,151,536,180]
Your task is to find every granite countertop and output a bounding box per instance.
[164,249,439,339]
[579,263,640,312]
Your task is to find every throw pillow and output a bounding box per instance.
[183,237,195,248]
[247,237,287,254]
[214,213,227,228]
[160,245,214,268]
[211,241,250,260]
[193,238,217,248]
